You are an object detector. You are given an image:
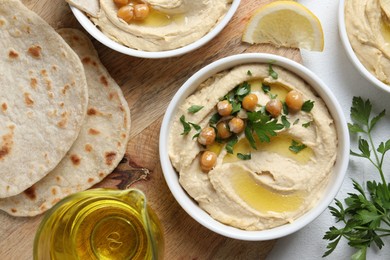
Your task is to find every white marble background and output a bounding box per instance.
[267,0,390,259]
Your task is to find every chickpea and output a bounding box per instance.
[197,127,216,146]
[266,99,283,117]
[285,90,304,111]
[229,117,245,134]
[200,151,217,172]
[134,4,150,20]
[216,121,232,139]
[117,5,134,23]
[242,93,258,111]
[113,0,129,7]
[217,100,232,116]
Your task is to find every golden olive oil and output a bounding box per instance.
[231,169,304,213]
[34,189,164,260]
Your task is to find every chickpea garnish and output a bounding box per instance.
[285,90,304,111]
[229,117,245,134]
[242,93,258,111]
[217,100,233,116]
[117,5,134,23]
[114,0,129,7]
[266,99,283,117]
[134,4,150,20]
[216,121,232,139]
[200,151,217,172]
[197,127,216,146]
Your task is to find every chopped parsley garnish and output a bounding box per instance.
[281,115,290,129]
[180,115,191,135]
[268,64,278,79]
[187,105,204,114]
[282,102,289,115]
[237,153,251,160]
[262,84,271,94]
[247,70,252,76]
[209,113,221,125]
[302,121,312,128]
[246,110,284,147]
[289,140,307,153]
[301,100,315,112]
[225,135,238,154]
[189,122,201,131]
[293,118,300,125]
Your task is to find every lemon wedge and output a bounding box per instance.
[242,1,324,51]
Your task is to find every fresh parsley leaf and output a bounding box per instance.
[270,93,278,99]
[323,97,390,259]
[189,122,201,131]
[245,123,257,150]
[231,100,241,114]
[301,100,315,112]
[187,105,204,114]
[281,115,290,129]
[236,82,251,96]
[293,118,300,125]
[237,153,251,160]
[226,135,238,154]
[253,119,284,142]
[180,115,191,135]
[282,102,289,115]
[247,70,252,76]
[289,140,307,153]
[209,113,221,125]
[268,64,278,79]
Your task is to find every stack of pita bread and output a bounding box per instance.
[0,0,131,216]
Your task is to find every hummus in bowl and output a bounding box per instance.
[159,54,349,240]
[68,0,240,58]
[339,0,390,92]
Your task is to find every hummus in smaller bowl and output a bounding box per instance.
[339,0,390,93]
[159,53,349,240]
[69,0,240,58]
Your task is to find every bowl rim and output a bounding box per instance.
[338,0,390,93]
[159,53,350,241]
[69,0,241,59]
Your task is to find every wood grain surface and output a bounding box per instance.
[0,0,302,259]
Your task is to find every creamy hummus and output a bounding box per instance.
[90,0,232,51]
[168,64,338,230]
[345,0,390,85]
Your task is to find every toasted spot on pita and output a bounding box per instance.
[24,186,36,200]
[87,108,97,115]
[1,103,7,112]
[85,144,93,152]
[109,92,119,100]
[100,75,108,87]
[30,77,38,89]
[88,178,94,183]
[23,93,34,106]
[51,188,57,195]
[8,49,19,59]
[0,19,5,27]
[88,128,100,135]
[27,45,42,58]
[11,208,17,213]
[70,154,81,165]
[99,172,105,178]
[62,84,70,95]
[105,151,117,166]
[40,69,47,77]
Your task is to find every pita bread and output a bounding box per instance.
[0,0,88,198]
[0,28,131,216]
[66,0,100,17]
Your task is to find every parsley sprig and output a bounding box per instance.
[323,97,390,259]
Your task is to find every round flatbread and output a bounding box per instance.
[0,0,88,198]
[0,28,131,216]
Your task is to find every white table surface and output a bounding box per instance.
[267,0,390,259]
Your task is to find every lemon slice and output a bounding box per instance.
[242,1,324,51]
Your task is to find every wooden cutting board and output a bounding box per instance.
[0,0,301,259]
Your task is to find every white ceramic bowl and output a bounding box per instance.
[69,1,241,59]
[338,0,389,93]
[159,53,350,241]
